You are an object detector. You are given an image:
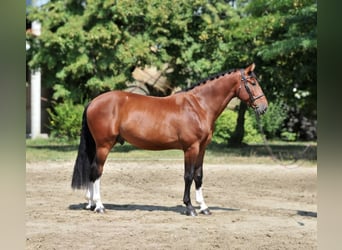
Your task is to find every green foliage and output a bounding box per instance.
[280,131,297,142]
[249,101,288,139]
[212,109,262,145]
[248,0,317,119]
[212,109,237,144]
[26,0,236,102]
[213,101,289,145]
[243,111,263,143]
[47,101,84,140]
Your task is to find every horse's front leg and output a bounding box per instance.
[194,149,211,215]
[194,171,211,215]
[183,145,199,216]
[183,170,197,216]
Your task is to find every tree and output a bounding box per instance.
[26,0,238,103]
[227,0,317,144]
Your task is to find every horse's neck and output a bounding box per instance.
[190,73,238,124]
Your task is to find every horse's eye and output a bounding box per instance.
[250,80,256,86]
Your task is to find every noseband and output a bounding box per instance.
[238,69,264,105]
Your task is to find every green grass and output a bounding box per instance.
[26,138,317,166]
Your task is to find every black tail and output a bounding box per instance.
[71,103,96,189]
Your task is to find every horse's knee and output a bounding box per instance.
[184,172,194,183]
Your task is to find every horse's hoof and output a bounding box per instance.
[89,205,96,211]
[185,209,198,217]
[200,208,212,215]
[94,207,105,213]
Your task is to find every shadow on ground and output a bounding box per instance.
[68,203,240,215]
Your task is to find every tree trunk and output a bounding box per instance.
[228,102,247,147]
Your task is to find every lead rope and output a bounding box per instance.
[255,113,314,169]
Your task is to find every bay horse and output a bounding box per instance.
[71,63,268,216]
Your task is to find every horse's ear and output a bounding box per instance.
[245,63,256,74]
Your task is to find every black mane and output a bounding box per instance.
[182,68,237,92]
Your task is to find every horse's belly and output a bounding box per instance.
[119,124,183,150]
[121,130,182,150]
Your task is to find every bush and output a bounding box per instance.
[280,131,297,141]
[212,109,263,145]
[249,101,288,139]
[243,111,263,143]
[283,107,317,141]
[212,109,237,144]
[47,100,84,140]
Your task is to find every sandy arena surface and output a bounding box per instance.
[26,160,316,249]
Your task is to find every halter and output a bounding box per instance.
[238,69,264,105]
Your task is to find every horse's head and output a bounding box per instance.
[236,63,268,115]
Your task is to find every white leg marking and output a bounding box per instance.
[195,187,208,211]
[85,182,95,209]
[93,179,105,212]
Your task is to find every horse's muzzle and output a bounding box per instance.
[255,103,267,115]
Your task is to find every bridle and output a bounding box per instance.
[237,69,265,106]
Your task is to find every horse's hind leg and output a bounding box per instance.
[85,182,94,210]
[85,178,104,213]
[92,178,104,213]
[183,144,200,216]
[87,145,112,213]
[84,179,105,213]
